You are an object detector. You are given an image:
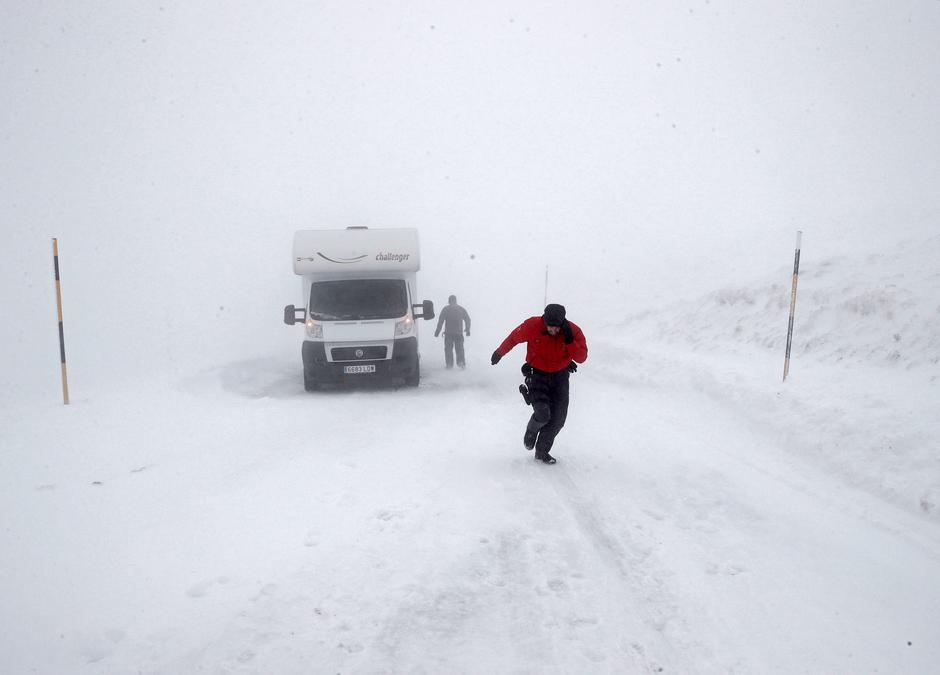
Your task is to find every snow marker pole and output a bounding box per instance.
[782,230,802,382]
[52,238,70,404]
[544,265,548,306]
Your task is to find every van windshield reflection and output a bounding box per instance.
[308,279,407,321]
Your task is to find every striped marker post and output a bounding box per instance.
[543,265,549,307]
[52,238,70,404]
[782,230,802,382]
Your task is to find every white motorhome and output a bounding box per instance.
[283,227,435,390]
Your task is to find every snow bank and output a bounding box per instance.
[600,232,940,521]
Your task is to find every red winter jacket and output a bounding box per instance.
[494,316,588,373]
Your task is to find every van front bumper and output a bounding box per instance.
[302,337,418,384]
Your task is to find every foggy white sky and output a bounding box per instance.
[2,1,939,396]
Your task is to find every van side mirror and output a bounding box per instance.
[413,300,435,321]
[284,304,306,325]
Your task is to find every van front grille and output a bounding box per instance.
[331,346,388,362]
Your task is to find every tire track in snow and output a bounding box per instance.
[547,463,689,673]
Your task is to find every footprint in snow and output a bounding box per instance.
[580,646,607,663]
[186,576,230,598]
[77,628,125,665]
[547,578,568,593]
[568,616,599,628]
[705,562,746,576]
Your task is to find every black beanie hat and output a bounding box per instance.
[542,303,566,327]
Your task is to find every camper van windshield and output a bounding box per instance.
[308,279,408,321]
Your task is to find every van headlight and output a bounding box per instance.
[305,318,323,339]
[394,316,413,336]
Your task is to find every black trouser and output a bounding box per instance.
[525,368,570,454]
[444,333,465,367]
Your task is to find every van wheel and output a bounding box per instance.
[405,361,420,387]
[303,369,318,392]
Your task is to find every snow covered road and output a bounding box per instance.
[3,357,939,674]
[5,0,940,670]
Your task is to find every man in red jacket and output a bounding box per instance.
[491,304,588,464]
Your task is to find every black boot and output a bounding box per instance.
[523,427,538,450]
[535,452,557,464]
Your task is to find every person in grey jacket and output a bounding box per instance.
[434,295,471,369]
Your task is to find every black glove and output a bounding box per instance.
[561,320,574,345]
[566,361,578,373]
[491,350,502,365]
[520,363,533,377]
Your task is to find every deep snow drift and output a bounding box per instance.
[607,232,940,523]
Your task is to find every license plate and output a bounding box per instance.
[343,364,376,374]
